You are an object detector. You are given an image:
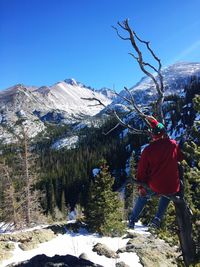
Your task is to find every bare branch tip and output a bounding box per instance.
[112,25,117,30]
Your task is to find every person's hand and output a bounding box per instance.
[138,185,147,196]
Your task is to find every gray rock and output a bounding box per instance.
[115,261,130,267]
[93,242,119,259]
[117,233,179,267]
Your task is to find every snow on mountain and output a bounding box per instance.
[97,87,117,100]
[51,135,79,150]
[64,78,79,86]
[1,62,200,143]
[33,80,112,117]
[0,79,112,142]
[1,223,144,267]
[110,62,200,108]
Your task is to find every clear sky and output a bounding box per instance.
[1,0,200,91]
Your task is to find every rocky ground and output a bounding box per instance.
[0,228,56,262]
[119,231,179,267]
[0,223,180,267]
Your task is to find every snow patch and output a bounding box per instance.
[1,224,144,267]
[51,136,79,150]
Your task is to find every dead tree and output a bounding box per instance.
[20,127,44,226]
[82,94,150,135]
[112,19,164,123]
[0,117,43,227]
[83,19,165,135]
[0,162,21,227]
[21,126,31,225]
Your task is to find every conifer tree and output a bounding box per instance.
[182,95,200,259]
[84,160,124,236]
[60,189,66,214]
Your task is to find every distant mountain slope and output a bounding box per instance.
[0,79,112,141]
[0,79,112,119]
[1,62,200,143]
[97,87,117,100]
[110,62,200,107]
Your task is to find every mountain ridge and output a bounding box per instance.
[106,62,200,114]
[0,80,113,142]
[0,62,200,143]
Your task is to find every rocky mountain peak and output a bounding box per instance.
[64,78,78,86]
[111,62,200,107]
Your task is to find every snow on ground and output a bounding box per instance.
[1,222,148,267]
[129,221,150,236]
[0,222,49,235]
[51,135,79,150]
[0,222,14,233]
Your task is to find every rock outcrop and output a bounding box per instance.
[117,231,179,267]
[92,242,119,259]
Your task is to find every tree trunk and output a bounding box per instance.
[173,197,196,266]
[23,128,31,226]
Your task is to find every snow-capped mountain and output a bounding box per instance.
[97,87,117,100]
[1,62,200,143]
[110,62,200,108]
[0,79,112,142]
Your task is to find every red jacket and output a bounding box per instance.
[137,137,184,194]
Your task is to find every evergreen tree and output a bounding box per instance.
[181,95,200,259]
[84,160,125,236]
[35,117,129,215]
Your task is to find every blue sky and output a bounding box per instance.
[1,0,200,91]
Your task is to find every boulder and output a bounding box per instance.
[115,261,130,267]
[93,242,119,259]
[117,233,179,267]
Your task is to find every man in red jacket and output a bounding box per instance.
[129,116,184,228]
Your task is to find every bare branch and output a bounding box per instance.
[128,52,139,60]
[123,87,145,116]
[112,26,130,41]
[115,19,165,123]
[87,103,103,107]
[113,109,149,135]
[103,123,121,135]
[81,97,107,108]
[117,21,128,31]
[133,31,163,86]
[113,87,151,128]
[83,94,150,136]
